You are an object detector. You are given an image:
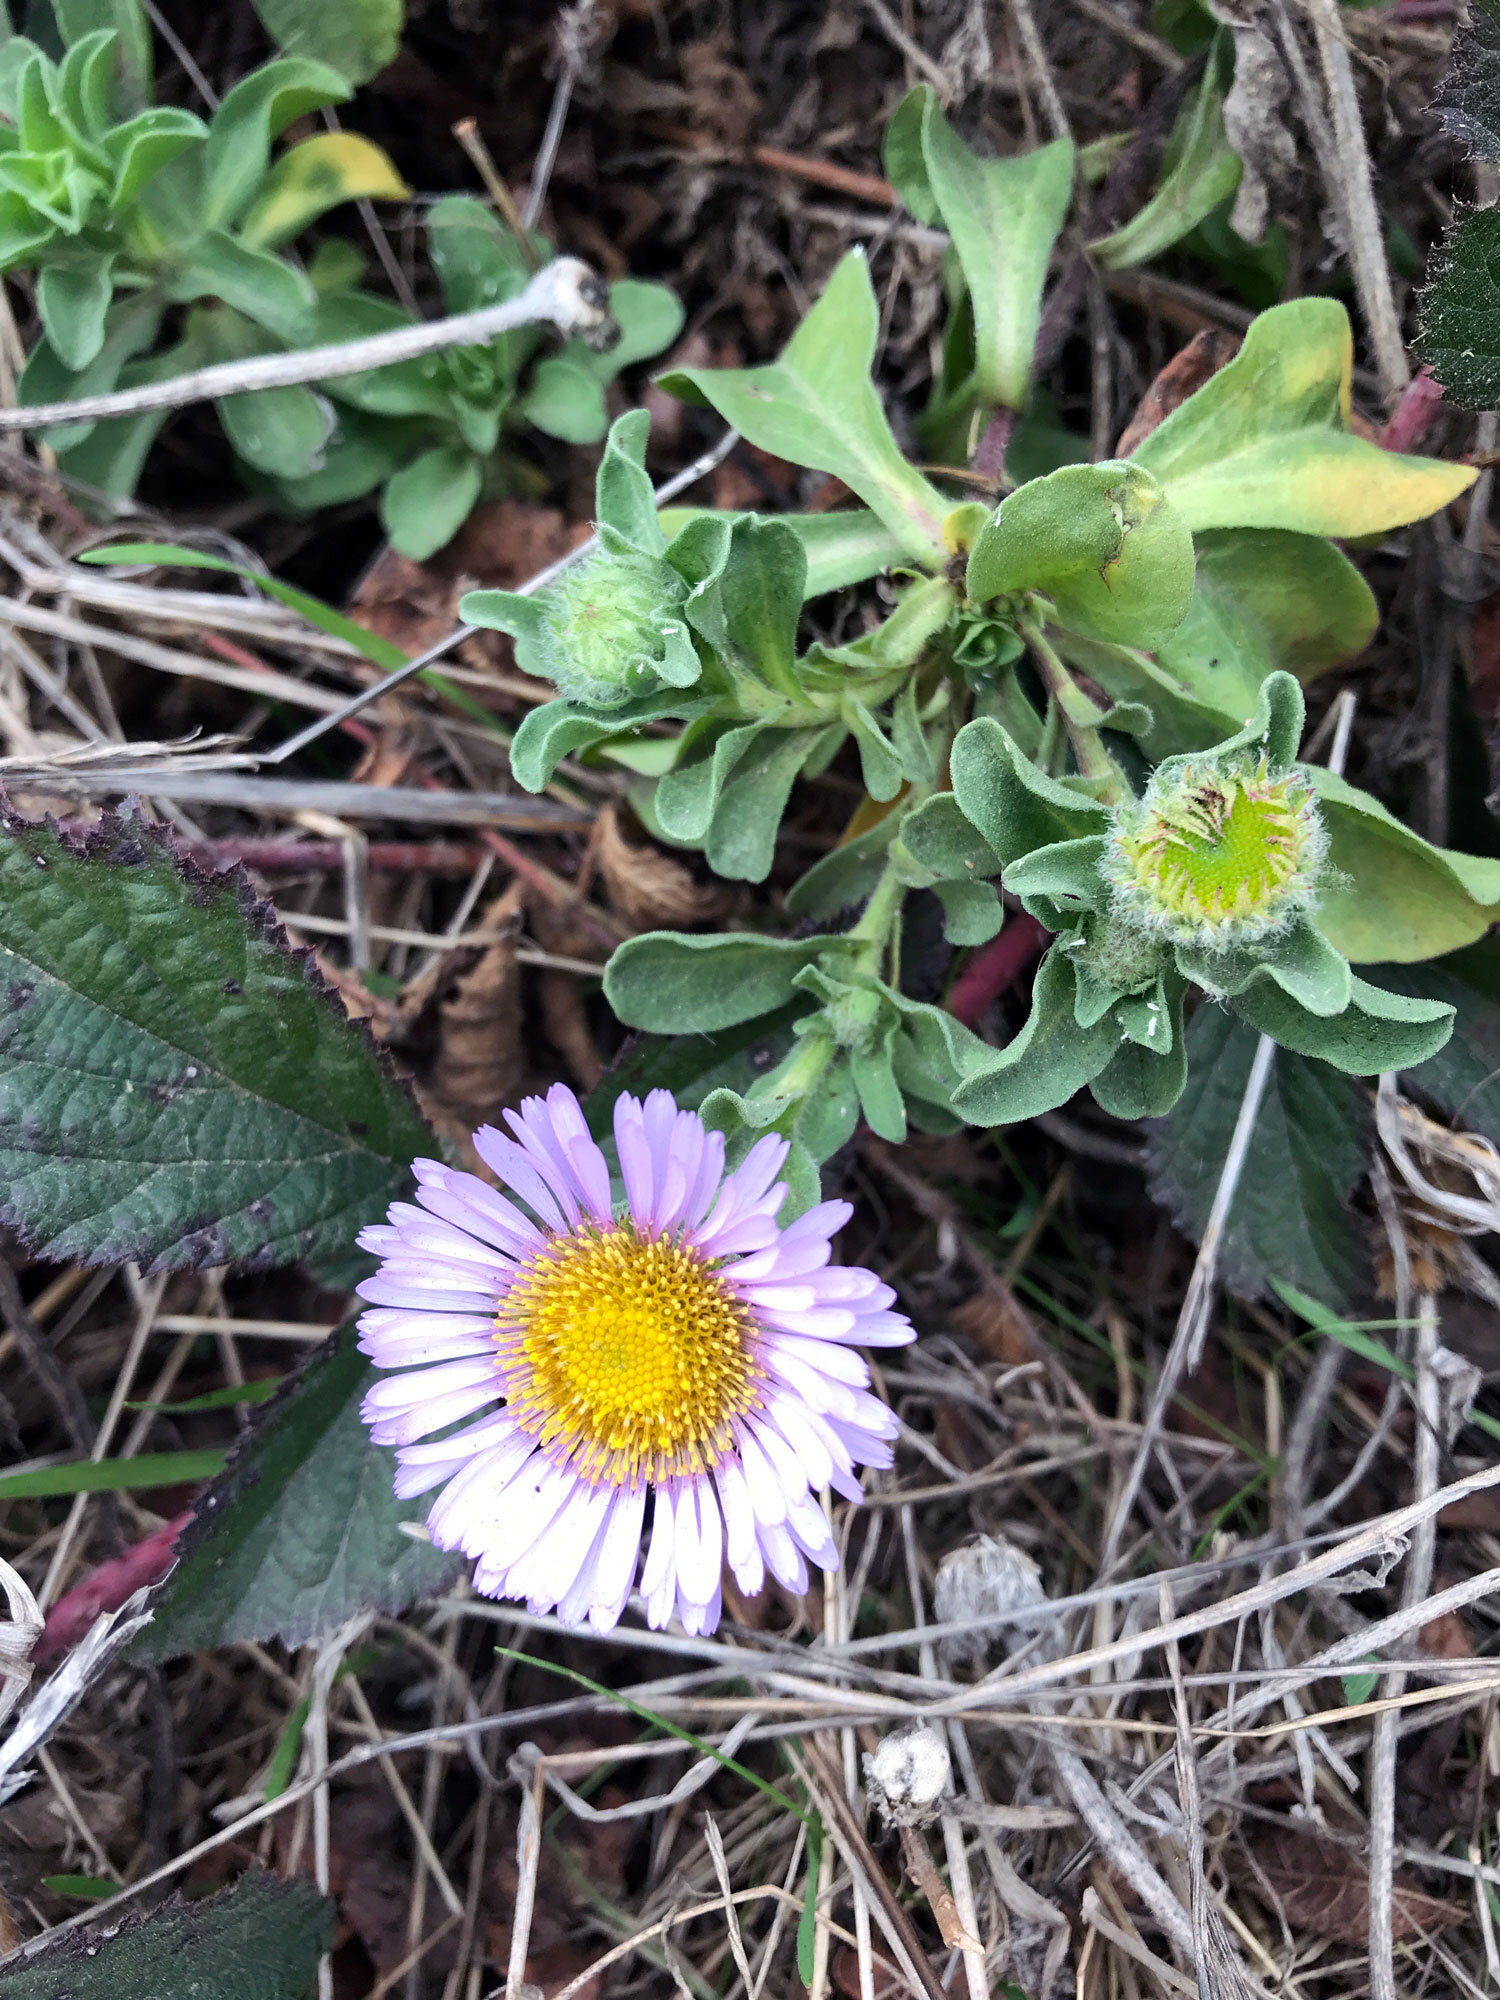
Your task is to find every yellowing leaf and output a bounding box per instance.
[1307,767,1500,963]
[1130,298,1475,536]
[239,132,409,249]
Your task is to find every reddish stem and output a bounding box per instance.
[36,1510,193,1662]
[947,915,1050,1029]
[1378,366,1445,455]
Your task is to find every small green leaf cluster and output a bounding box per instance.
[258,199,683,559]
[456,110,1496,1183]
[943,675,1454,1127]
[5,0,683,557]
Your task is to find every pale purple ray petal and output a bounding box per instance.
[835,1309,915,1347]
[363,1376,499,1448]
[508,1478,613,1608]
[470,1456,580,1577]
[356,1266,500,1313]
[502,1088,597,1224]
[755,1516,808,1593]
[358,1323,496,1370]
[389,1411,519,1496]
[681,1125,727,1230]
[761,1345,866,1422]
[678,1578,721,1637]
[412,1162,544,1257]
[783,1484,839,1567]
[613,1092,657,1225]
[472,1124,570,1230]
[713,1459,765,1597]
[672,1479,723,1609]
[735,1425,789,1527]
[585,1482,647,1632]
[698,1212,785,1259]
[536,1082,613,1221]
[639,1488,676,1602]
[424,1431,539,1546]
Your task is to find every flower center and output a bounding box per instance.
[496,1224,759,1485]
[1109,760,1320,943]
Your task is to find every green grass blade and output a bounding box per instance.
[0,1449,227,1498]
[493,1646,806,1823]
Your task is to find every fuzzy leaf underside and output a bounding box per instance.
[0,807,430,1273]
[0,1870,334,2000]
[1146,1007,1367,1309]
[1418,207,1500,409]
[133,1324,461,1660]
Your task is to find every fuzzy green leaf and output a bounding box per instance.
[0,809,431,1273]
[251,0,403,86]
[705,727,830,882]
[1091,35,1242,269]
[967,460,1194,648]
[657,506,908,598]
[886,86,1073,409]
[1307,767,1500,963]
[522,354,609,443]
[949,716,1109,867]
[382,443,484,560]
[951,946,1118,1125]
[605,931,854,1035]
[1146,1007,1366,1307]
[1155,528,1377,720]
[508,689,713,794]
[658,249,951,565]
[0,1871,334,2000]
[199,56,352,230]
[1231,971,1453,1073]
[1131,297,1475,534]
[133,1325,460,1660]
[36,252,115,372]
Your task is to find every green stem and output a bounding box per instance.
[1020,615,1129,803]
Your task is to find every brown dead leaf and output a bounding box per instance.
[951,1288,1033,1369]
[409,883,527,1165]
[348,549,457,661]
[1419,1603,1474,1659]
[1438,1488,1500,1531]
[595,803,729,931]
[350,502,591,661]
[348,728,420,790]
[1115,330,1242,457]
[679,38,760,149]
[1245,1826,1465,1944]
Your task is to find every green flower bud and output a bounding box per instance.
[535,549,690,709]
[1104,755,1327,947]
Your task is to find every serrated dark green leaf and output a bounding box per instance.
[1433,0,1500,163]
[0,808,431,1274]
[583,1002,808,1139]
[1369,934,1500,1149]
[0,1869,334,2000]
[1145,1006,1367,1307]
[1418,207,1500,409]
[132,1324,460,1661]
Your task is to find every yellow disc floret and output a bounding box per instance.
[496,1224,760,1485]
[1105,757,1326,946]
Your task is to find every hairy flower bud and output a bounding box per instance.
[536,550,691,709]
[1103,756,1326,947]
[863,1724,951,1828]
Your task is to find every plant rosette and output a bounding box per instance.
[945,671,1457,1126]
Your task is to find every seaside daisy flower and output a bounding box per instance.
[355,1084,913,1636]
